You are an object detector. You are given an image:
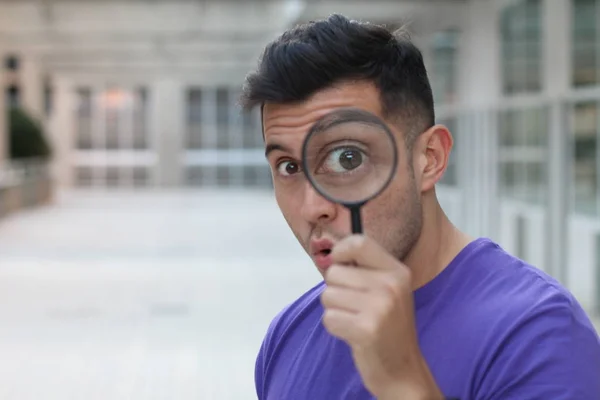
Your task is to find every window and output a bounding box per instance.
[186,88,203,149]
[498,107,549,204]
[595,233,600,312]
[7,86,19,108]
[76,88,93,150]
[571,101,599,215]
[186,165,273,189]
[105,102,120,150]
[500,0,543,94]
[44,82,53,117]
[99,88,144,150]
[185,166,204,186]
[431,30,459,106]
[5,55,18,71]
[242,108,261,149]
[216,166,230,187]
[438,117,459,186]
[132,87,148,150]
[216,87,229,149]
[132,167,149,187]
[573,0,600,87]
[105,167,120,187]
[75,167,94,187]
[100,88,133,150]
[516,215,529,261]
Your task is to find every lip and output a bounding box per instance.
[310,238,334,270]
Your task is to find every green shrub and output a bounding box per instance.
[8,107,52,160]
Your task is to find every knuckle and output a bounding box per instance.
[341,235,366,260]
[381,274,402,299]
[325,264,343,282]
[377,292,395,313]
[383,269,410,296]
[322,311,332,330]
[397,265,412,283]
[320,288,333,307]
[360,317,378,340]
[341,234,364,253]
[322,309,337,333]
[352,234,367,250]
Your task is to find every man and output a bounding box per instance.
[240,14,600,400]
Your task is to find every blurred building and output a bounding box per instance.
[2,0,600,312]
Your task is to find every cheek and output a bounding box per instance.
[274,185,304,227]
[274,186,293,213]
[363,189,394,222]
[363,173,415,222]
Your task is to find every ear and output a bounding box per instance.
[412,125,453,193]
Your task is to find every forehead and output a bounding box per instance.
[262,81,383,143]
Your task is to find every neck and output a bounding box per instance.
[404,193,473,290]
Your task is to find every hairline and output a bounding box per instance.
[257,90,427,150]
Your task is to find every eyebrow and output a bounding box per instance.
[264,143,291,158]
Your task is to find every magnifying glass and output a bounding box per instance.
[301,108,398,234]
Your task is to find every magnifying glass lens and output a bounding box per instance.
[302,109,397,205]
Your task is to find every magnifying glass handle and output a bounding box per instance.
[350,206,363,234]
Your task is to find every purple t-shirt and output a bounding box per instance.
[254,238,600,399]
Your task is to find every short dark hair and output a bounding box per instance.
[240,14,435,148]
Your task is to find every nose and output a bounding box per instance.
[300,182,337,225]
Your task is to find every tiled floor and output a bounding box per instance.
[0,189,597,400]
[0,189,319,400]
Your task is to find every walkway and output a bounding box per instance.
[0,189,319,400]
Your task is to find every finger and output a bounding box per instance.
[331,234,400,271]
[322,308,361,343]
[325,264,387,291]
[321,285,370,313]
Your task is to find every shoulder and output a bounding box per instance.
[264,280,324,343]
[255,280,325,376]
[470,240,587,324]
[452,239,579,315]
[464,240,595,344]
[467,241,600,398]
[254,281,325,398]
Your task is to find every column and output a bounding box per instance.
[151,78,184,187]
[116,85,134,188]
[92,84,107,188]
[457,0,501,107]
[455,0,501,239]
[20,55,45,123]
[49,76,76,189]
[229,87,243,187]
[202,87,217,186]
[543,0,571,286]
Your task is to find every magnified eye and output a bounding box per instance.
[276,160,301,177]
[323,147,366,173]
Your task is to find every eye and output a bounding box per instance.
[276,160,302,177]
[322,147,366,174]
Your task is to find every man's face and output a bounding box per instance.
[262,81,423,277]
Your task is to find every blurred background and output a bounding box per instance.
[0,0,599,399]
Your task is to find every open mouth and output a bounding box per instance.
[311,239,334,266]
